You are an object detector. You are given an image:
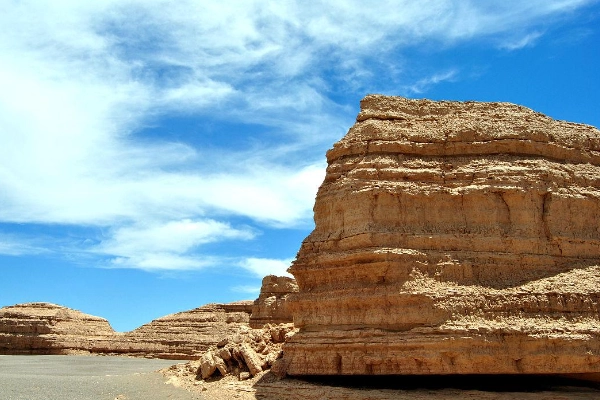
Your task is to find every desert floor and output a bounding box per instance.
[2,355,600,400]
[0,355,200,400]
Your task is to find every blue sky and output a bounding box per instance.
[1,0,599,332]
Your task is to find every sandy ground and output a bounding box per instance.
[2,355,599,400]
[162,361,600,400]
[0,355,201,400]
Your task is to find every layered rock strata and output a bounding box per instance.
[0,302,116,355]
[0,301,254,359]
[285,95,600,376]
[120,301,254,359]
[249,275,298,328]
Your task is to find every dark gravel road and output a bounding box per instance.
[0,355,202,400]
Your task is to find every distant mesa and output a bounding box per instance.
[0,277,297,359]
[284,94,600,378]
[0,302,115,355]
[0,300,255,359]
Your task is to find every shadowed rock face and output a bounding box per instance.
[250,275,298,328]
[285,95,600,376]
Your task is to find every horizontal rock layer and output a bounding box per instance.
[285,95,600,376]
[0,303,116,355]
[119,302,254,359]
[250,275,298,328]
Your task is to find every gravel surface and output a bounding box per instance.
[0,355,202,400]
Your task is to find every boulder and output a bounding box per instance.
[240,343,263,376]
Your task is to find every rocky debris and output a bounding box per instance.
[0,301,254,359]
[0,302,116,355]
[249,275,298,328]
[169,324,296,382]
[284,95,600,377]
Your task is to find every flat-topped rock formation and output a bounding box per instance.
[0,302,115,355]
[284,95,600,376]
[249,275,298,328]
[0,301,254,359]
[118,301,254,359]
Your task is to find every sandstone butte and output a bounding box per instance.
[284,94,600,378]
[249,275,298,328]
[0,301,254,359]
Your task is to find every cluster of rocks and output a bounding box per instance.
[194,324,295,380]
[284,95,600,377]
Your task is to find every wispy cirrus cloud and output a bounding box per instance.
[0,0,595,271]
[499,31,545,50]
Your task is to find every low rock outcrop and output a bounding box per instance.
[0,302,116,355]
[0,301,254,359]
[249,275,298,328]
[284,95,600,376]
[118,301,254,359]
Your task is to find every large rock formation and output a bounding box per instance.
[0,301,254,359]
[0,302,116,355]
[284,95,600,376]
[249,275,298,328]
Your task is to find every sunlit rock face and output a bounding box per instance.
[284,94,600,376]
[0,301,254,359]
[0,302,116,354]
[114,302,254,359]
[250,275,298,328]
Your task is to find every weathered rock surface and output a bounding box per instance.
[118,301,254,359]
[0,302,116,355]
[249,275,298,328]
[163,323,296,382]
[0,301,254,359]
[285,95,600,376]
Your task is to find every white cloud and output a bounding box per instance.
[0,235,47,256]
[499,31,545,50]
[0,0,594,271]
[230,285,261,296]
[239,258,294,278]
[94,219,254,271]
[403,69,459,95]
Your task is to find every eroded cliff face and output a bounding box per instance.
[0,302,115,355]
[249,275,298,328]
[285,95,600,376]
